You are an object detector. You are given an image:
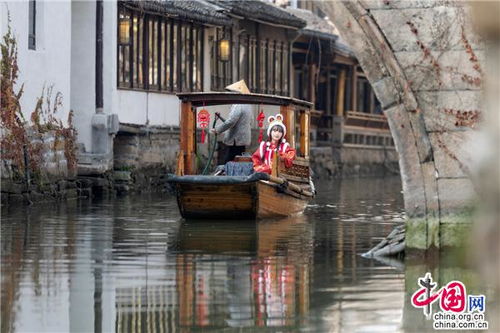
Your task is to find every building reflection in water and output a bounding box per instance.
[113,215,313,332]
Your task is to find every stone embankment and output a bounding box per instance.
[1,130,91,205]
[310,146,399,179]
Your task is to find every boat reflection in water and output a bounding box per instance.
[114,215,313,332]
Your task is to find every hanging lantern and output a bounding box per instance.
[257,109,265,142]
[119,15,130,44]
[218,38,230,62]
[197,109,210,143]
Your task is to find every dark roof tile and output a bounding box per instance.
[209,0,306,29]
[286,7,338,40]
[123,0,234,26]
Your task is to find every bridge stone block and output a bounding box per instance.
[322,2,388,82]
[406,216,440,250]
[429,130,477,178]
[395,50,485,91]
[421,161,439,215]
[385,104,427,217]
[440,222,473,248]
[342,1,368,20]
[356,12,420,111]
[370,7,482,52]
[437,178,476,215]
[407,110,433,163]
[360,0,458,10]
[372,77,399,108]
[416,91,482,132]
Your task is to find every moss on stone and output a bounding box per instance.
[440,223,472,248]
[406,209,475,251]
[406,218,429,250]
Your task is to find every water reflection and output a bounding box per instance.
[1,177,434,332]
[165,217,313,330]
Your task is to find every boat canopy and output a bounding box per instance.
[177,92,313,109]
[176,92,312,175]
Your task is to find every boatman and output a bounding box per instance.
[210,80,253,164]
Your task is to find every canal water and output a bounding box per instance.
[1,177,489,332]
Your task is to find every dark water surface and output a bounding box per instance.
[1,177,423,332]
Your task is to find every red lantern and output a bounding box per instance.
[197,109,210,143]
[257,110,265,142]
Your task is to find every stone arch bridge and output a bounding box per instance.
[320,1,484,251]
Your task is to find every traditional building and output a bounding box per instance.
[208,0,304,95]
[284,2,398,176]
[1,0,307,195]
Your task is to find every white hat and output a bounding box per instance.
[267,114,286,137]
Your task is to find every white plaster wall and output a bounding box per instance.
[1,1,71,126]
[102,0,116,118]
[114,90,147,125]
[115,91,182,126]
[147,92,180,125]
[70,0,96,152]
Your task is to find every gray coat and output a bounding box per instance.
[215,104,252,146]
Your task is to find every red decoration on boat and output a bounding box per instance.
[197,109,210,143]
[257,109,265,142]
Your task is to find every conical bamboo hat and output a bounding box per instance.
[225,80,251,94]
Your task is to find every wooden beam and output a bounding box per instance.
[333,54,356,65]
[180,101,196,174]
[280,104,295,149]
[336,68,346,116]
[300,111,310,158]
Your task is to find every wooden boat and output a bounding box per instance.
[168,92,315,219]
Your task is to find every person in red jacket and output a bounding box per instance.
[252,114,296,174]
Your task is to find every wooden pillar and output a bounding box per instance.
[300,110,310,158]
[336,69,346,116]
[179,101,196,174]
[370,90,376,113]
[326,68,331,114]
[309,64,316,107]
[280,104,296,149]
[351,66,358,112]
[271,152,279,177]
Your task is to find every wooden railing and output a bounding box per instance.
[314,110,395,148]
[342,128,394,148]
[344,111,389,130]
